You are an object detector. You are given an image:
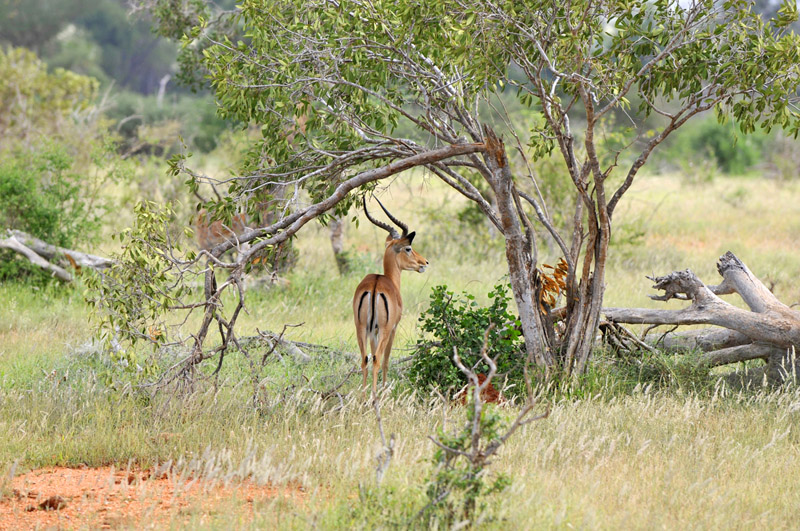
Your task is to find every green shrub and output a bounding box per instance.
[0,144,103,281]
[656,116,769,175]
[408,284,525,397]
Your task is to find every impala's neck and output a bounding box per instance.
[383,249,402,289]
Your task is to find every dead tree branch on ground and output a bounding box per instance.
[0,229,113,282]
[604,252,800,383]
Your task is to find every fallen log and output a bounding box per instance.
[604,252,800,383]
[0,229,114,281]
[8,230,113,269]
[0,234,73,281]
[643,328,751,352]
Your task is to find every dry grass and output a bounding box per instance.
[3,380,798,529]
[2,172,800,529]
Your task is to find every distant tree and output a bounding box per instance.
[77,0,177,94]
[132,0,240,90]
[0,47,98,145]
[0,0,179,95]
[101,0,800,383]
[753,0,800,32]
[0,0,88,52]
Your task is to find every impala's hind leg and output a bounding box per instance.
[381,328,396,389]
[373,331,395,400]
[368,334,378,400]
[356,325,370,396]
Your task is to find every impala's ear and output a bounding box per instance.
[405,231,416,245]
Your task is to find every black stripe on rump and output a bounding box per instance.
[357,291,369,319]
[379,293,389,324]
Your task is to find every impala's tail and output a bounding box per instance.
[356,278,390,357]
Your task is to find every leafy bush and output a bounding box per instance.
[0,145,99,247]
[408,284,525,396]
[0,47,99,143]
[655,116,769,176]
[0,47,133,282]
[0,145,106,281]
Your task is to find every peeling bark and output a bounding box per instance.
[482,126,551,368]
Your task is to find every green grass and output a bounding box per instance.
[0,282,91,387]
[2,172,800,528]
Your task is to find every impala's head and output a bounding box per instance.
[386,231,428,273]
[365,197,429,273]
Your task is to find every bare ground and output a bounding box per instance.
[0,466,305,530]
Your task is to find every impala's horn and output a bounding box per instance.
[363,197,400,240]
[374,196,409,238]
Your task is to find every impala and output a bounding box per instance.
[353,198,429,399]
[194,209,251,255]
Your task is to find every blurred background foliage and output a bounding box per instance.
[0,0,798,279]
[0,0,237,157]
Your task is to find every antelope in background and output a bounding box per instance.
[353,198,429,400]
[194,209,251,255]
[194,208,293,288]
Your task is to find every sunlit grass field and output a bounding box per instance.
[2,172,800,528]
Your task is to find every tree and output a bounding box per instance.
[104,0,800,383]
[131,0,241,91]
[0,0,179,95]
[0,0,88,52]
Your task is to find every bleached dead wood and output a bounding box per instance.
[0,233,73,281]
[644,328,751,352]
[604,252,800,382]
[0,229,113,281]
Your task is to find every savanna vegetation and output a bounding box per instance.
[2,0,800,528]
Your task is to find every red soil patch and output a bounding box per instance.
[0,466,304,530]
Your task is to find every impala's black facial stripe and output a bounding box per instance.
[379,293,389,323]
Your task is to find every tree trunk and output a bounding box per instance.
[604,252,800,383]
[482,127,552,368]
[328,216,350,275]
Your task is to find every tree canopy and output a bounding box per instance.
[101,0,800,381]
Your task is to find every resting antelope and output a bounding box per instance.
[194,209,251,255]
[353,198,429,399]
